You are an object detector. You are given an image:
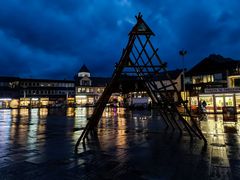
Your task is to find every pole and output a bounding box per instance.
[182,55,186,101]
[179,49,187,101]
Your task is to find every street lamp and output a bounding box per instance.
[66,83,69,106]
[179,49,187,101]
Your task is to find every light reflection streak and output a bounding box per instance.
[6,108,47,151]
[19,108,29,117]
[39,108,48,118]
[74,107,88,130]
[27,108,39,147]
[67,107,75,117]
[0,110,11,153]
[116,108,126,148]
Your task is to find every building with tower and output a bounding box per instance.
[75,65,111,106]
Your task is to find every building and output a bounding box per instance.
[186,54,240,113]
[0,77,20,108]
[75,65,111,106]
[0,77,75,108]
[126,69,184,108]
[75,65,184,107]
[0,65,184,109]
[156,69,184,100]
[19,78,75,108]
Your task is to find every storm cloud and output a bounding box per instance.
[0,0,240,79]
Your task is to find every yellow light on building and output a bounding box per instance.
[10,99,19,108]
[0,98,12,108]
[40,98,49,106]
[67,107,75,117]
[20,98,30,107]
[67,97,75,105]
[75,95,87,105]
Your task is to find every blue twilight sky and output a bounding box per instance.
[0,0,240,79]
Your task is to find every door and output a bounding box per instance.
[215,96,224,112]
[224,96,234,107]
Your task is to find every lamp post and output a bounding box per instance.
[179,49,187,102]
[66,84,69,107]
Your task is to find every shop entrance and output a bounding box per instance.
[225,95,234,107]
[75,95,87,106]
[235,94,240,113]
[215,94,234,113]
[199,95,214,113]
[215,96,224,113]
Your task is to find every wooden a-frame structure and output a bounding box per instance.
[75,13,207,152]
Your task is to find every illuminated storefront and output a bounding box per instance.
[76,95,87,105]
[40,98,49,107]
[87,97,94,105]
[9,99,19,108]
[235,94,240,113]
[198,95,214,113]
[0,97,49,108]
[67,97,75,106]
[190,96,198,111]
[75,94,123,107]
[0,98,12,108]
[108,94,124,107]
[20,98,30,107]
[75,95,95,106]
[196,88,240,113]
[31,98,39,107]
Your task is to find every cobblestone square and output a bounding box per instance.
[0,108,239,179]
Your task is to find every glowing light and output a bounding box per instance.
[39,108,48,118]
[0,98,12,101]
[67,107,75,117]
[76,95,87,98]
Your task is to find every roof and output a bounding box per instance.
[117,69,182,81]
[91,77,111,87]
[76,69,182,87]
[0,76,74,83]
[186,54,240,76]
[158,69,183,80]
[75,76,111,87]
[79,64,90,73]
[0,76,20,82]
[20,78,74,83]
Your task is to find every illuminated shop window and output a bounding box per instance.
[199,95,214,112]
[97,88,100,93]
[192,75,214,84]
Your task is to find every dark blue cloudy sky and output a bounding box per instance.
[0,0,240,79]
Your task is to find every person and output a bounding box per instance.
[202,100,207,109]
[198,100,206,112]
[198,100,207,121]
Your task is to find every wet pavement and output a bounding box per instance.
[0,107,240,179]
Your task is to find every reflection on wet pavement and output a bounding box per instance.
[0,108,240,179]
